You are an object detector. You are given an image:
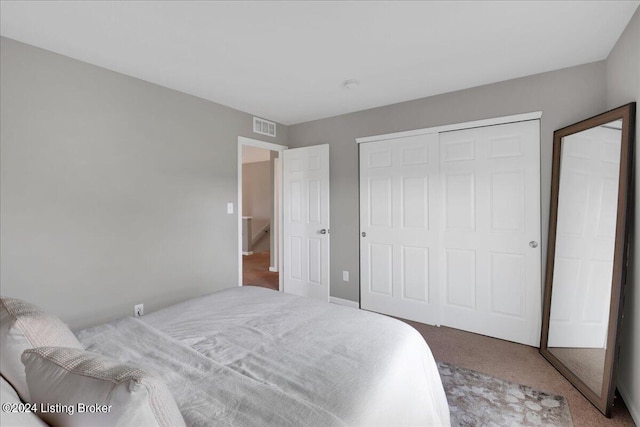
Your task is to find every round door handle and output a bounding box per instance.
[320,229,328,234]
[361,232,366,237]
[529,241,539,248]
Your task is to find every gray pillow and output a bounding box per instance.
[0,297,83,401]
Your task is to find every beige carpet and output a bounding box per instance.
[401,319,635,427]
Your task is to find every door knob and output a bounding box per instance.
[361,232,366,237]
[320,229,328,234]
[529,241,538,248]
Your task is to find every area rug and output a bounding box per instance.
[437,362,573,427]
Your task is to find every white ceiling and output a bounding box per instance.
[1,1,638,125]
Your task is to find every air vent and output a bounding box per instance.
[253,117,277,138]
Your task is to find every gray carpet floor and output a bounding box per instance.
[438,362,573,427]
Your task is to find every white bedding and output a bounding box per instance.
[78,287,450,426]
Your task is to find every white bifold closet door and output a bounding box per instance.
[360,120,541,346]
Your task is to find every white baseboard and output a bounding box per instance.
[618,382,639,425]
[329,297,359,309]
[269,266,278,272]
[242,251,253,256]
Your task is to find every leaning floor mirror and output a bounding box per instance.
[540,102,636,417]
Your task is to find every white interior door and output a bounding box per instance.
[360,120,541,346]
[548,125,621,348]
[283,144,330,301]
[439,120,541,347]
[360,133,441,325]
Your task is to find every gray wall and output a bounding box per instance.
[0,37,288,330]
[288,62,606,303]
[242,160,272,253]
[606,7,640,423]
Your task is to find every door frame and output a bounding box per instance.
[237,136,287,290]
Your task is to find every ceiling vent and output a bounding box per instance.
[253,117,276,138]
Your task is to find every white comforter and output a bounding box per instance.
[77,287,450,427]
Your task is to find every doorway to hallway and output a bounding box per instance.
[239,141,281,290]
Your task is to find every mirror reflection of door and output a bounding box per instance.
[547,120,622,395]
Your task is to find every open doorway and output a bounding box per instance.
[238,137,285,291]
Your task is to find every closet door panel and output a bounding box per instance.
[360,134,441,325]
[439,120,541,346]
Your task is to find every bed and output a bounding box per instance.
[2,286,450,426]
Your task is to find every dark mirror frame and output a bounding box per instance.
[540,102,635,417]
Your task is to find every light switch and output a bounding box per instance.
[342,271,349,282]
[227,203,234,214]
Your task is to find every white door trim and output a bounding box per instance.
[271,157,281,272]
[237,136,287,290]
[239,136,288,152]
[355,111,542,144]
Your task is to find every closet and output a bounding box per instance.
[359,118,541,346]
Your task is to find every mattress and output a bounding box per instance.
[77,286,450,426]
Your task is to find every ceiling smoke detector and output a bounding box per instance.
[343,79,360,89]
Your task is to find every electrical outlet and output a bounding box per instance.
[227,202,234,214]
[134,304,144,317]
[342,271,349,282]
